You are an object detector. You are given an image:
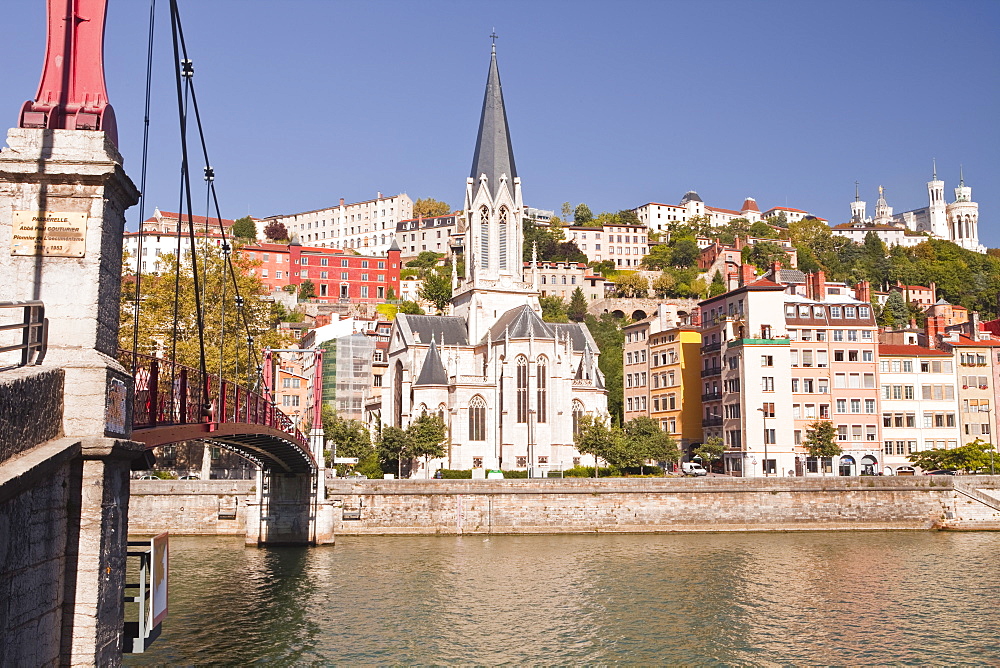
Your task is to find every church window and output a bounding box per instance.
[498,206,508,270]
[393,361,404,428]
[517,356,529,423]
[572,400,585,436]
[469,396,486,441]
[480,206,490,269]
[537,357,548,423]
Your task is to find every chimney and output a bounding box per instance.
[339,197,345,207]
[770,260,782,280]
[740,264,756,286]
[930,281,937,301]
[813,271,827,301]
[924,315,941,346]
[972,312,983,341]
[378,191,383,199]
[855,280,871,304]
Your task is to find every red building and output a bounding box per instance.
[241,240,401,303]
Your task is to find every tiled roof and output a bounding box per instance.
[949,335,999,347]
[706,206,741,216]
[877,344,949,356]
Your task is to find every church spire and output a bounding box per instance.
[470,40,517,200]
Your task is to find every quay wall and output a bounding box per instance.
[127,476,1000,537]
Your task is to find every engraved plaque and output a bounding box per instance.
[10,211,88,257]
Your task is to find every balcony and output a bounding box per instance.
[701,341,722,354]
[702,416,723,427]
[701,367,722,378]
[727,337,790,347]
[702,392,722,401]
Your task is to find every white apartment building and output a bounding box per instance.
[123,208,237,274]
[633,192,769,236]
[565,223,648,267]
[395,212,463,258]
[877,341,960,474]
[261,192,413,256]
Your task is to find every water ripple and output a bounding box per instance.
[126,532,1000,666]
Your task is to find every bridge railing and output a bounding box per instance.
[0,301,48,368]
[119,349,306,446]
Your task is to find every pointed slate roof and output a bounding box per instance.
[488,304,552,342]
[470,46,517,200]
[414,337,449,386]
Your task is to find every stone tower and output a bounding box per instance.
[947,167,981,252]
[925,160,948,237]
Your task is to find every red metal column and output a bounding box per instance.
[19,0,118,144]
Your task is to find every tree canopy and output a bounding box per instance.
[263,220,289,242]
[120,244,289,385]
[231,216,257,240]
[908,439,997,473]
[413,198,451,218]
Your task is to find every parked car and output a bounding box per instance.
[137,474,158,480]
[923,470,955,475]
[179,474,200,480]
[681,462,708,476]
[346,472,368,479]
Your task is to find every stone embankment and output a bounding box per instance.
[128,475,1000,538]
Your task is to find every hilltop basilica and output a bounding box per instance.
[383,45,608,476]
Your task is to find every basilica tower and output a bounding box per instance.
[452,43,539,342]
[925,160,948,237]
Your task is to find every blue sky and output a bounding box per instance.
[2,1,999,245]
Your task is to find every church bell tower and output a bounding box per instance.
[452,41,539,341]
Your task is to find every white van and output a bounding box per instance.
[681,462,708,476]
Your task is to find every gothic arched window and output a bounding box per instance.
[516,356,529,423]
[498,206,508,270]
[393,361,404,427]
[480,205,490,269]
[572,400,585,436]
[469,395,487,441]
[536,356,548,424]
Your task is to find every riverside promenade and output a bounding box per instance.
[128,475,1000,538]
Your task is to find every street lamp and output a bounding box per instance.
[758,406,770,477]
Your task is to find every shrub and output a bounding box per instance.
[562,466,619,477]
[438,469,473,479]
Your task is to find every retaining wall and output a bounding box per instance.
[127,476,1000,538]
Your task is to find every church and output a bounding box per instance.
[383,44,608,476]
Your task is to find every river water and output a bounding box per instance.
[126,532,1000,665]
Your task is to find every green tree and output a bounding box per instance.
[709,270,726,296]
[652,272,677,298]
[613,272,649,298]
[591,259,617,277]
[406,251,445,270]
[539,295,568,322]
[321,406,373,468]
[693,436,725,472]
[749,220,778,238]
[407,412,448,477]
[298,279,316,300]
[413,198,451,218]
[624,416,680,474]
[803,420,841,475]
[418,270,452,313]
[568,287,588,322]
[119,243,288,385]
[741,240,788,273]
[641,244,673,271]
[398,300,425,315]
[377,425,410,478]
[669,239,700,268]
[618,209,640,226]
[561,201,573,219]
[883,290,909,327]
[262,220,289,242]
[907,438,996,473]
[574,415,634,474]
[232,216,257,240]
[574,203,594,225]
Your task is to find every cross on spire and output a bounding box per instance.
[490,29,498,53]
